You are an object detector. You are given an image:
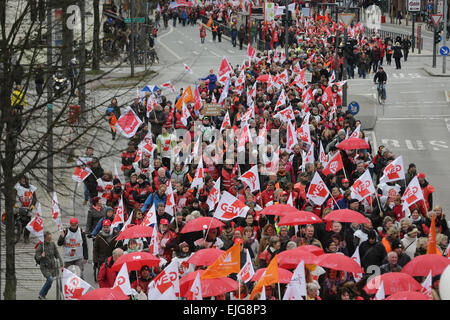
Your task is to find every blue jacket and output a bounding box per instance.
[91,217,120,237]
[201,74,217,91]
[334,198,350,210]
[142,192,167,213]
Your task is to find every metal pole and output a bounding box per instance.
[284,0,289,57]
[418,24,422,53]
[412,13,415,53]
[433,24,437,67]
[343,27,348,107]
[442,0,447,73]
[79,0,86,123]
[130,0,135,77]
[47,1,54,194]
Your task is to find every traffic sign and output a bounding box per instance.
[440,46,450,56]
[430,14,443,26]
[338,13,355,28]
[348,101,360,116]
[125,17,145,23]
[426,3,433,10]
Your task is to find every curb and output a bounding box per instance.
[423,66,450,77]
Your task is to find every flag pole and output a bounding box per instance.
[331,195,341,209]
[278,282,281,300]
[375,195,383,215]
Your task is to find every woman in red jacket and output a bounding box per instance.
[97,248,123,288]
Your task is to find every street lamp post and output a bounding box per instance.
[130,0,135,77]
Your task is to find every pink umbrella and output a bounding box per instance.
[180,217,225,234]
[116,224,157,240]
[277,248,319,269]
[277,211,322,226]
[187,248,225,266]
[259,204,300,217]
[337,137,370,150]
[364,273,422,295]
[111,251,160,272]
[401,254,450,276]
[251,267,293,283]
[296,245,325,256]
[323,209,370,224]
[316,253,364,273]
[79,287,129,300]
[179,270,239,297]
[384,291,432,300]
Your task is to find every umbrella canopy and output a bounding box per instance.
[256,74,270,82]
[277,248,320,269]
[111,252,160,272]
[364,273,422,295]
[337,137,370,150]
[316,253,364,274]
[296,245,325,256]
[180,217,225,234]
[277,211,322,226]
[259,204,300,216]
[179,270,239,297]
[251,267,293,283]
[384,291,433,300]
[323,209,370,224]
[187,248,225,266]
[79,287,129,300]
[401,254,450,276]
[116,225,156,241]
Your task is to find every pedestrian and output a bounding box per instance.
[402,36,411,62]
[393,41,403,69]
[106,97,120,140]
[57,218,89,279]
[12,61,24,86]
[93,220,119,282]
[35,231,64,300]
[68,58,78,96]
[238,25,245,50]
[172,9,178,27]
[98,248,124,288]
[385,41,393,66]
[212,23,218,42]
[230,23,237,47]
[34,64,44,95]
[200,69,218,94]
[200,25,206,44]
[217,23,223,42]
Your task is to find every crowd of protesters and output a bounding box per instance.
[33,3,445,301]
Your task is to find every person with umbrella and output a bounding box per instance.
[158,219,178,263]
[98,248,124,288]
[131,265,155,297]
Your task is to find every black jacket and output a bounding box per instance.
[373,70,387,83]
[360,240,387,271]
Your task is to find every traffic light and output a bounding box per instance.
[434,31,441,44]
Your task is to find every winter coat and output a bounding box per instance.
[393,45,403,59]
[220,228,235,250]
[401,235,418,260]
[360,240,387,270]
[93,229,119,265]
[86,206,106,235]
[35,241,64,278]
[98,256,117,288]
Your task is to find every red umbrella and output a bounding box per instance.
[259,204,299,216]
[180,217,225,234]
[187,248,225,266]
[179,270,239,297]
[256,74,270,82]
[277,248,319,269]
[316,253,364,273]
[277,211,322,226]
[323,209,370,224]
[251,267,293,283]
[111,251,160,272]
[401,254,450,276]
[79,287,129,300]
[116,224,157,240]
[337,137,370,150]
[384,291,432,300]
[296,245,324,256]
[364,273,422,295]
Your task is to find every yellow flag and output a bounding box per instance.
[200,242,241,279]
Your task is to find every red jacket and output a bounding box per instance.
[98,256,117,288]
[221,168,235,194]
[121,151,136,171]
[261,189,275,207]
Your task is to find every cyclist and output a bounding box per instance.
[373,66,387,102]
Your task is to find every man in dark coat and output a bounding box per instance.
[360,230,388,271]
[93,220,119,282]
[148,103,167,143]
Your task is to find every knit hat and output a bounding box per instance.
[368,230,378,240]
[106,206,114,213]
[138,173,147,180]
[391,239,403,250]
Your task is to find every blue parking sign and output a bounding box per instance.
[440,46,450,56]
[348,101,360,115]
[427,3,433,10]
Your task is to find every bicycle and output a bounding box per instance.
[375,82,386,104]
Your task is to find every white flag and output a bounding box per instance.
[113,262,133,295]
[147,260,180,300]
[306,172,330,206]
[149,220,159,256]
[220,111,231,133]
[260,285,266,300]
[239,165,260,192]
[214,191,250,221]
[121,208,134,231]
[62,268,91,300]
[52,192,63,232]
[375,281,385,300]
[206,177,221,210]
[283,285,304,300]
[237,249,255,283]
[189,272,203,300]
[183,63,193,74]
[165,182,175,216]
[379,156,405,184]
[420,270,433,298]
[142,203,157,226]
[111,196,125,228]
[287,260,307,296]
[319,141,327,167]
[349,124,361,139]
[286,121,298,153]
[304,142,315,164]
[190,157,204,190]
[350,246,364,282]
[350,170,376,201]
[25,202,44,242]
[116,106,143,138]
[401,176,424,211]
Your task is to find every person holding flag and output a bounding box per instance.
[35,231,64,300]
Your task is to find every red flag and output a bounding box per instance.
[322,151,343,176]
[72,166,91,183]
[307,172,330,206]
[350,170,376,201]
[116,106,143,138]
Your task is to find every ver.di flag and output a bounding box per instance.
[187,272,203,300]
[322,151,343,176]
[401,176,424,211]
[379,156,405,184]
[237,249,255,283]
[142,203,157,227]
[351,246,364,282]
[206,177,221,210]
[52,192,63,232]
[25,202,44,242]
[165,182,175,216]
[350,169,376,201]
[116,106,143,138]
[239,165,260,192]
[62,268,91,300]
[72,166,91,183]
[113,262,133,295]
[148,260,180,300]
[111,196,125,228]
[306,172,330,206]
[287,260,307,296]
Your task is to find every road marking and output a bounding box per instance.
[157,25,182,60]
[227,49,235,54]
[405,140,426,151]
[430,140,449,150]
[446,118,450,134]
[177,40,184,44]
[209,50,220,57]
[381,138,401,148]
[379,139,449,151]
[378,116,450,120]
[192,50,199,55]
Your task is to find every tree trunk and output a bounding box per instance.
[92,0,100,70]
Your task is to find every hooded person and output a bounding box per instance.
[359,229,388,271]
[220,221,236,250]
[171,241,194,277]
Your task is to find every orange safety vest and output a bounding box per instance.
[382,237,392,253]
[212,26,218,32]
[109,114,117,132]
